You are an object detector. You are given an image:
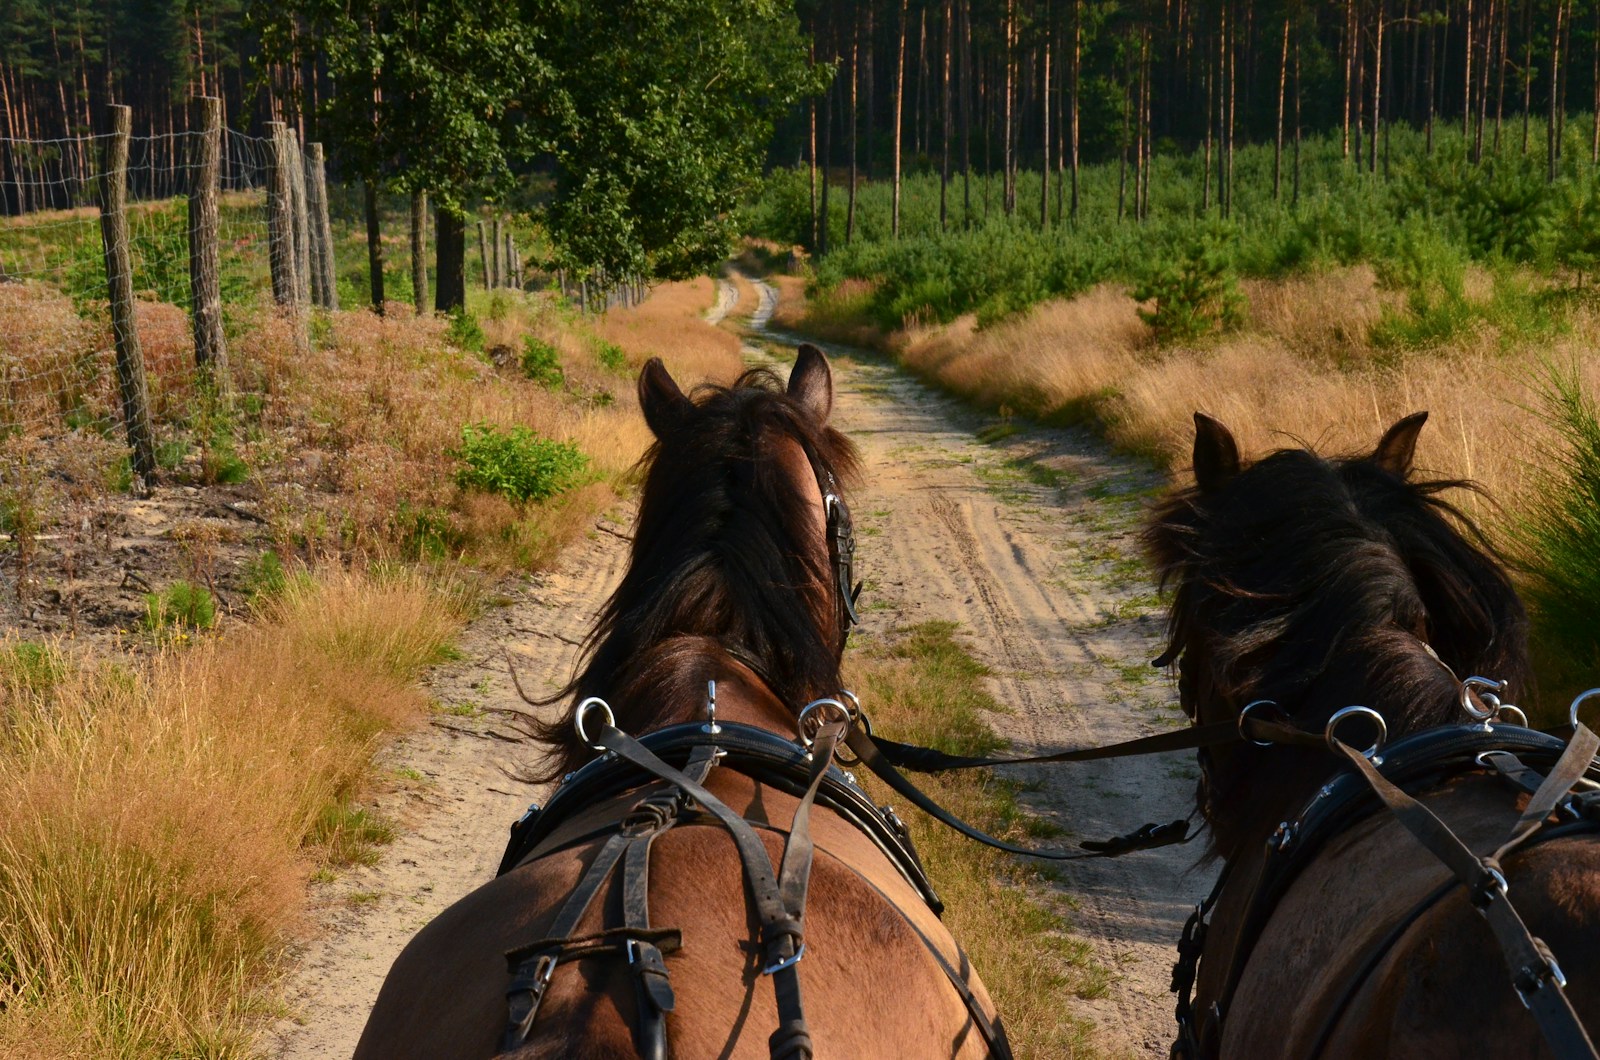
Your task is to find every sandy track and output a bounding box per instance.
[270,280,1204,1058]
[742,276,1208,1057]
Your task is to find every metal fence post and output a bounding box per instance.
[188,95,227,382]
[98,104,157,486]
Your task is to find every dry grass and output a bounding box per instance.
[0,565,466,1058]
[895,271,1600,532]
[593,276,745,387]
[846,622,1101,1058]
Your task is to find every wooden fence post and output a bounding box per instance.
[188,95,227,383]
[264,121,297,307]
[476,220,491,289]
[98,104,157,486]
[410,190,428,313]
[491,217,502,288]
[287,132,312,309]
[305,142,338,310]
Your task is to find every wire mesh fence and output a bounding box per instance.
[0,110,288,462]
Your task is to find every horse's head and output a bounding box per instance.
[531,344,860,780]
[1143,412,1529,856]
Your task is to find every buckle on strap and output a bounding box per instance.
[1514,948,1568,1008]
[761,941,806,976]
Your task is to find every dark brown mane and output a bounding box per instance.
[1143,430,1530,856]
[526,366,859,781]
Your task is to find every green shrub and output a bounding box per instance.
[1517,363,1600,676]
[144,581,218,632]
[1132,234,1245,343]
[446,309,485,353]
[452,423,589,502]
[520,337,565,387]
[595,340,628,373]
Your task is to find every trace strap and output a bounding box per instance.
[841,710,1326,863]
[1329,723,1600,1060]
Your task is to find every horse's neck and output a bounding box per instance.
[615,636,801,740]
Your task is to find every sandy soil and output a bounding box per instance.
[265,278,1207,1059]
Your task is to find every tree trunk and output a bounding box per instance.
[941,0,953,230]
[410,191,428,313]
[434,207,465,312]
[1041,3,1052,229]
[364,179,385,313]
[961,0,973,224]
[1550,0,1566,181]
[1003,0,1016,216]
[1372,5,1383,174]
[1275,16,1289,199]
[1294,37,1303,204]
[1070,0,1081,219]
[846,22,858,244]
[820,63,833,256]
[893,0,907,238]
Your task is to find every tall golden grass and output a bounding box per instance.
[0,566,466,1058]
[873,270,1600,530]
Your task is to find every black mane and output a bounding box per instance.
[1144,440,1529,855]
[528,367,859,781]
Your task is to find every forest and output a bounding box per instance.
[5,0,1599,253]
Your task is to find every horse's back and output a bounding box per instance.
[355,777,993,1059]
[1226,778,1600,1058]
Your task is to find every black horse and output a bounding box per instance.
[1145,411,1600,1058]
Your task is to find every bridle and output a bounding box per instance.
[821,469,862,650]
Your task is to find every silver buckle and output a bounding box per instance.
[761,942,806,976]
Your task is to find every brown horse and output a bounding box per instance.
[354,346,1004,1059]
[1145,411,1600,1058]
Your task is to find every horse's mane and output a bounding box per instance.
[526,367,859,782]
[1143,444,1530,851]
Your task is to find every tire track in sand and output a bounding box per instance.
[745,277,1212,1059]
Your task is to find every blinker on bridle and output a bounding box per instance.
[822,470,863,640]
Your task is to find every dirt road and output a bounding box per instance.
[267,279,1205,1058]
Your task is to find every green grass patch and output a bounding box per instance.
[143,581,218,633]
[846,620,1102,1056]
[520,337,565,387]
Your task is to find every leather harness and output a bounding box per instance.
[1170,721,1600,1060]
[494,717,1012,1059]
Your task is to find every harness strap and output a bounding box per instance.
[592,721,840,1060]
[846,727,1199,861]
[1332,729,1600,1060]
[867,711,1323,773]
[502,830,632,1051]
[624,817,674,1060]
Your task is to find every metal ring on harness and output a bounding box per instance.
[835,691,864,764]
[1570,688,1600,730]
[575,697,616,749]
[797,697,853,749]
[1496,704,1529,727]
[1238,700,1280,747]
[1325,705,1388,760]
[1462,676,1504,722]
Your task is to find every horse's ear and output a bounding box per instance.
[638,357,693,438]
[1371,411,1428,479]
[788,343,833,423]
[1193,412,1241,492]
